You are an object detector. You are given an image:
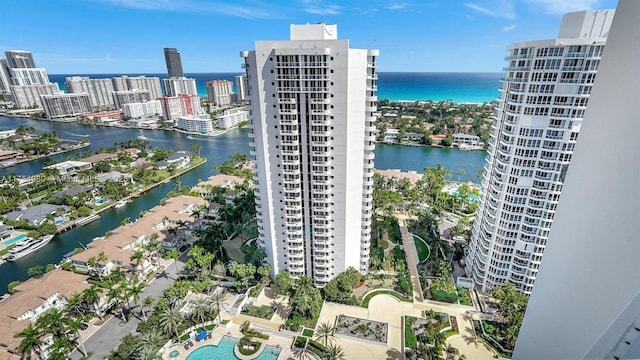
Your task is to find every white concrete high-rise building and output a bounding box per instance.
[0,60,12,98]
[175,115,214,134]
[122,100,162,118]
[41,93,92,119]
[242,23,378,287]
[465,10,614,295]
[9,68,50,86]
[65,76,116,110]
[216,107,248,129]
[10,84,61,109]
[111,76,162,99]
[514,2,640,358]
[235,75,248,101]
[162,77,197,97]
[5,50,36,69]
[112,89,151,109]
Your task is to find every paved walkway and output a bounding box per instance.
[399,219,424,302]
[69,255,187,360]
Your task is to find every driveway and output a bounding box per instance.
[70,253,188,359]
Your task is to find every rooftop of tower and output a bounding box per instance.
[290,23,338,41]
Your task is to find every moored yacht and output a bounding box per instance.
[7,235,55,261]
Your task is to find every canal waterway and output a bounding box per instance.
[0,116,486,293]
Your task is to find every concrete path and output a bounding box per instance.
[69,254,188,360]
[399,219,424,302]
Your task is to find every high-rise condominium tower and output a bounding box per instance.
[164,48,184,78]
[515,2,640,358]
[465,9,614,294]
[5,50,36,68]
[242,23,378,287]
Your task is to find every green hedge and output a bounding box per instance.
[302,328,314,337]
[426,288,458,303]
[362,289,412,307]
[294,336,307,348]
[306,339,326,358]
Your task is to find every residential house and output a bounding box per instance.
[4,204,70,226]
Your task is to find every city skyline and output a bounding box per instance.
[2,0,617,74]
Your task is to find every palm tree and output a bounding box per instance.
[107,286,125,320]
[159,305,183,340]
[83,285,104,319]
[36,308,69,341]
[168,248,180,276]
[137,345,159,360]
[14,323,42,359]
[67,317,88,356]
[130,249,145,278]
[190,296,211,325]
[323,344,346,360]
[141,296,155,321]
[140,329,165,353]
[444,344,460,360]
[209,291,225,324]
[127,282,145,313]
[315,322,335,347]
[191,143,202,158]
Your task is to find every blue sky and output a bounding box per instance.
[2,0,618,74]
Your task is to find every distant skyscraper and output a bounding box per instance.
[164,48,184,78]
[41,93,92,119]
[465,9,613,294]
[10,84,61,109]
[65,76,116,110]
[206,80,234,106]
[5,50,36,68]
[514,2,640,359]
[111,76,162,99]
[235,75,248,102]
[242,23,378,287]
[162,77,197,97]
[112,89,151,109]
[0,59,11,98]
[160,94,202,121]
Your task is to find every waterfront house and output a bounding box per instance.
[53,185,98,201]
[166,150,190,169]
[96,171,133,184]
[45,160,92,176]
[77,153,118,165]
[452,133,483,147]
[0,270,91,360]
[0,150,24,163]
[70,195,206,277]
[4,204,70,226]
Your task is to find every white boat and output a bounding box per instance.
[114,199,131,208]
[76,214,100,226]
[7,235,55,261]
[138,135,148,140]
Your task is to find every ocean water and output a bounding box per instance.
[48,72,501,104]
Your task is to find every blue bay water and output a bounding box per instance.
[48,72,502,104]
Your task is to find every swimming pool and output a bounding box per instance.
[185,336,280,360]
[95,197,105,205]
[55,217,68,225]
[3,233,27,246]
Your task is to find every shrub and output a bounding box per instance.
[427,288,458,303]
[302,328,314,337]
[294,336,307,348]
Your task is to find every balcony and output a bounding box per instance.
[275,62,300,67]
[504,54,533,60]
[277,98,296,104]
[310,109,331,116]
[309,98,331,104]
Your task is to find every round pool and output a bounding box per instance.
[168,350,179,358]
[186,336,280,360]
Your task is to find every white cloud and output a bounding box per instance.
[525,0,601,15]
[502,24,517,31]
[303,4,342,15]
[93,0,275,18]
[464,0,516,20]
[387,3,408,10]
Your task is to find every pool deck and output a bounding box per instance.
[164,323,295,360]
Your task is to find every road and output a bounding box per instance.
[69,253,188,360]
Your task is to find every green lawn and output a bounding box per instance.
[405,316,418,348]
[413,235,430,263]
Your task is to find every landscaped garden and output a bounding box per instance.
[405,310,460,360]
[413,234,430,263]
[241,304,276,320]
[334,315,388,344]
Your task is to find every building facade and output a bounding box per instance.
[65,76,116,110]
[5,50,36,68]
[122,100,162,118]
[514,3,640,359]
[235,74,248,101]
[175,115,214,134]
[0,60,12,98]
[206,79,234,106]
[111,76,162,99]
[162,77,197,97]
[8,68,50,86]
[465,10,613,294]
[160,94,202,121]
[164,48,184,78]
[216,107,248,129]
[41,93,92,119]
[113,89,151,109]
[10,83,61,109]
[242,23,378,287]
